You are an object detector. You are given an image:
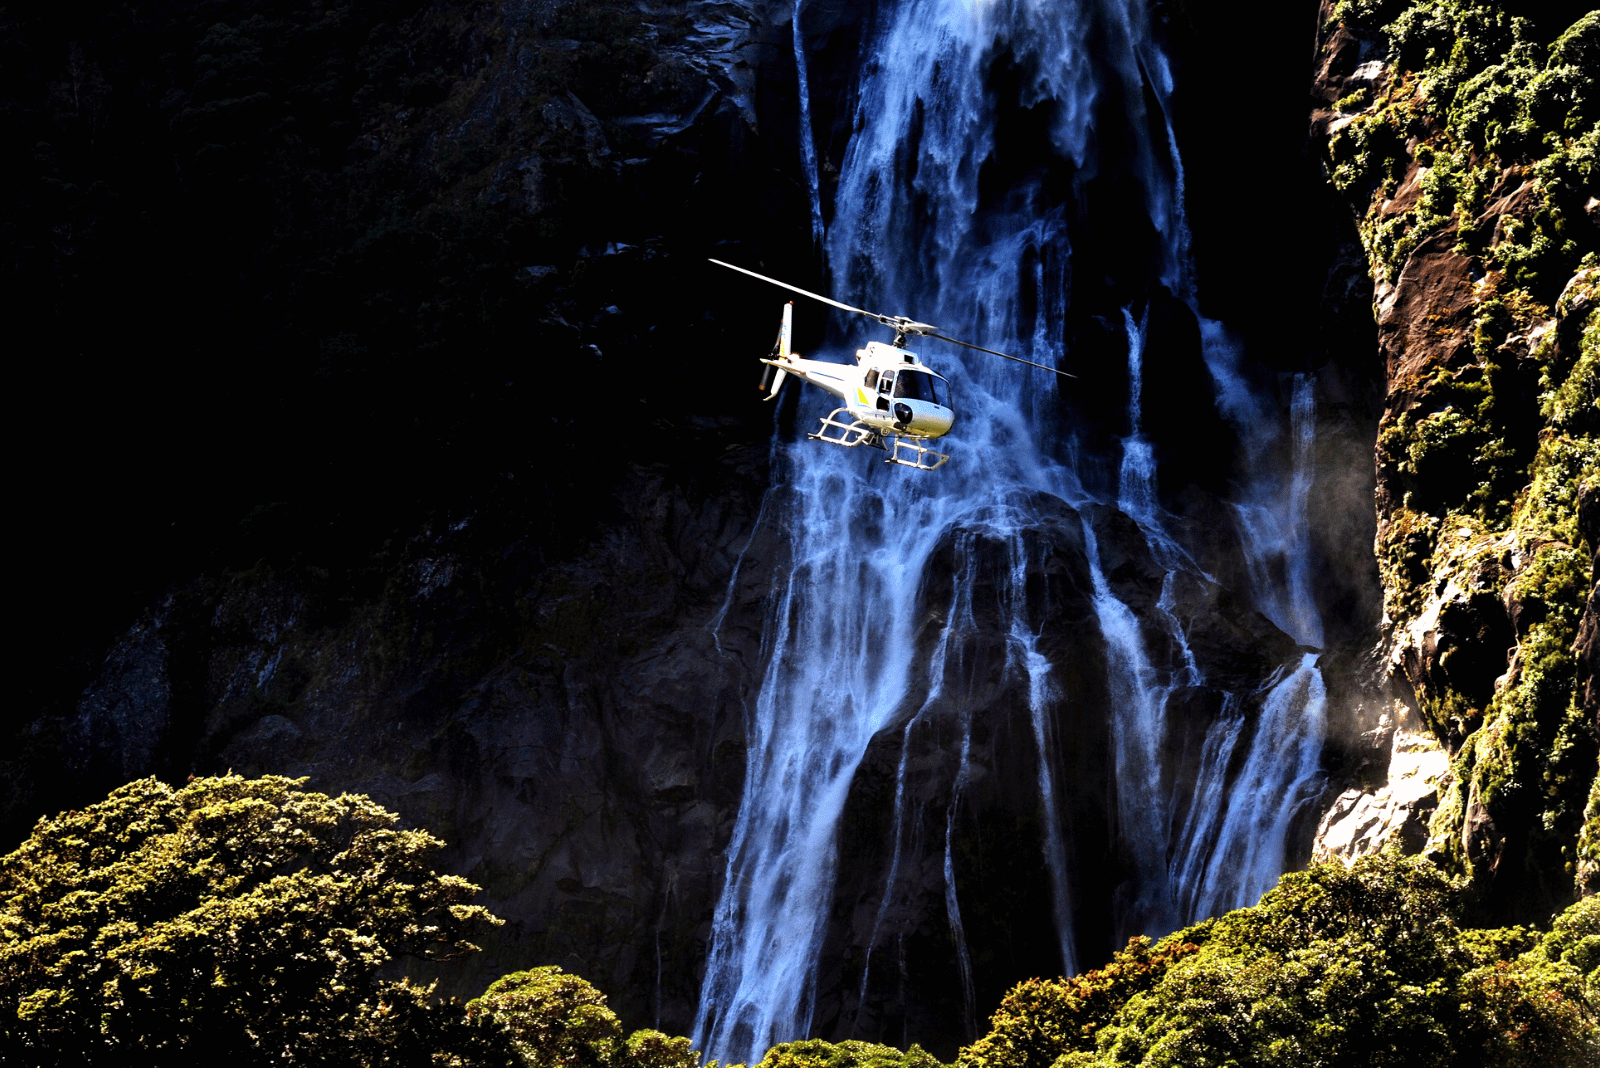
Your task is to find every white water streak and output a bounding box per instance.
[794,0,825,249]
[693,1,1329,1059]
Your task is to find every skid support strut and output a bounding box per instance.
[887,435,949,471]
[806,406,940,470]
[809,407,880,448]
[808,408,949,470]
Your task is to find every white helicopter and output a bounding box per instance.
[712,259,1073,470]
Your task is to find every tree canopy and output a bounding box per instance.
[467,964,708,1068]
[955,852,1599,1068]
[0,774,512,1067]
[5,779,1597,1067]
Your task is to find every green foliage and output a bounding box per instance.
[954,855,1600,1067]
[1375,505,1439,620]
[469,966,625,1068]
[1447,38,1544,159]
[1331,6,1597,293]
[754,1038,945,1068]
[1336,85,1374,112]
[1455,953,1597,1067]
[627,1029,705,1068]
[1533,891,1600,986]
[955,935,1204,1068]
[1541,312,1599,436]
[1582,779,1600,897]
[1388,2,1525,99]
[1493,126,1599,292]
[467,966,702,1068]
[1379,337,1536,521]
[1545,12,1599,134]
[1328,0,1410,32]
[1444,528,1594,893]
[1505,541,1591,636]
[1327,108,1411,199]
[0,774,511,1066]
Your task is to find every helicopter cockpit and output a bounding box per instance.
[865,367,949,408]
[890,368,947,406]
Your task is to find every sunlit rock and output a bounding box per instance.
[1314,722,1449,865]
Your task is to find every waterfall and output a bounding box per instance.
[793,0,826,249]
[694,1,1329,1060]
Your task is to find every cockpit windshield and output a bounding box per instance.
[893,369,946,406]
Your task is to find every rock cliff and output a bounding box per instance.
[6,0,817,1029]
[1307,0,1597,916]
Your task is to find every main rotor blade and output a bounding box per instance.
[711,257,1076,378]
[709,259,891,323]
[932,334,1078,378]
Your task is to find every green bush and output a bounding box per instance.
[955,936,1203,1068]
[954,855,1600,1067]
[467,966,702,1068]
[0,775,511,1067]
[754,1038,945,1068]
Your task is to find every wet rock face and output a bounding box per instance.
[1577,481,1600,725]
[47,430,773,1030]
[1137,286,1238,498]
[61,617,176,790]
[1309,1,1598,918]
[810,492,1302,1057]
[1314,724,1449,864]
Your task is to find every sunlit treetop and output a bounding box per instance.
[0,774,510,1067]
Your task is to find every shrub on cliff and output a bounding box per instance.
[0,774,513,1067]
[467,965,700,1068]
[956,854,1599,1067]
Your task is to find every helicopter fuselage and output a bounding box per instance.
[762,341,955,440]
[716,256,1069,470]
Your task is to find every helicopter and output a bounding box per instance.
[711,259,1073,470]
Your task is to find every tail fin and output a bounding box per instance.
[762,302,793,401]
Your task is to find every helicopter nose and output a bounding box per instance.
[907,403,954,438]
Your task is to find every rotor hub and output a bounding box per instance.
[882,315,940,336]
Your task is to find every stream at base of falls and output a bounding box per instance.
[694,2,1330,1061]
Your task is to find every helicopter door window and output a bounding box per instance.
[864,369,879,390]
[878,373,893,394]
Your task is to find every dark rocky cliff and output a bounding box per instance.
[6,0,824,1028]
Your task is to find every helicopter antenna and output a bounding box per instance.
[710,258,1076,379]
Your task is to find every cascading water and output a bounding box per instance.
[793,0,825,249]
[695,1,1330,1060]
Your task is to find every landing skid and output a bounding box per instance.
[887,436,949,471]
[809,408,879,448]
[808,408,950,471]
